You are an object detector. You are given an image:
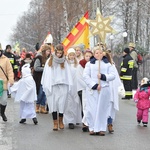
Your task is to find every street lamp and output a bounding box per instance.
[122,32,128,45]
[109,34,114,54]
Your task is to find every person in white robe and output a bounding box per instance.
[103,50,124,133]
[10,64,38,124]
[74,44,84,62]
[83,46,115,136]
[63,48,82,129]
[76,50,93,132]
[41,44,73,131]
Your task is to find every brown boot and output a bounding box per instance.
[108,124,114,133]
[40,106,48,114]
[36,104,40,113]
[59,117,64,129]
[53,120,58,131]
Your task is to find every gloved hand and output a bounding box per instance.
[134,99,138,103]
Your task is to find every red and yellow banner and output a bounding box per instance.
[62,12,89,54]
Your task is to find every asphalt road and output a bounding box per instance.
[0,98,150,150]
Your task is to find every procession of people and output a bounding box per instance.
[1,39,149,137]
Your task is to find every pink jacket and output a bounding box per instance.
[134,87,150,109]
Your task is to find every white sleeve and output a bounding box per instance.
[76,65,87,91]
[83,62,97,89]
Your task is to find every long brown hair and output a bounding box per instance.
[41,44,51,65]
[103,50,113,64]
[48,44,65,69]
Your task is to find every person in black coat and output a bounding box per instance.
[120,48,134,100]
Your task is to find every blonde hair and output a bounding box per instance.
[67,52,78,67]
[92,46,103,54]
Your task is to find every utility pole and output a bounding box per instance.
[92,0,98,46]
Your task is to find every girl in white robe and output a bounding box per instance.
[103,50,124,133]
[76,50,93,132]
[10,64,38,124]
[64,48,82,129]
[83,46,115,136]
[41,44,73,131]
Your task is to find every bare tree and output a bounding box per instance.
[10,0,150,52]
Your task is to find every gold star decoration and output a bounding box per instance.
[86,8,115,43]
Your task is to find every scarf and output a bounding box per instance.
[79,59,87,68]
[140,84,149,92]
[52,53,65,67]
[102,56,109,63]
[68,59,75,64]
[90,56,97,64]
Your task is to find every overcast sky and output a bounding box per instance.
[0,0,31,49]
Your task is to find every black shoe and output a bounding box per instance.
[137,120,141,124]
[8,94,11,98]
[33,117,38,125]
[143,124,147,127]
[82,126,89,132]
[0,105,7,122]
[19,119,26,124]
[122,97,130,100]
[69,123,74,129]
[1,114,7,122]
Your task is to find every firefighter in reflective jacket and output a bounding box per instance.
[120,48,134,99]
[4,45,18,80]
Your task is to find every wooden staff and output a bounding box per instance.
[98,41,107,92]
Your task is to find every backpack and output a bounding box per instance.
[137,53,143,65]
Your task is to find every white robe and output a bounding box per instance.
[64,64,82,124]
[41,59,73,113]
[108,64,122,120]
[10,73,37,119]
[83,60,115,132]
[10,75,37,103]
[76,64,88,125]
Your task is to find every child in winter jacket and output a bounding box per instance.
[134,77,150,127]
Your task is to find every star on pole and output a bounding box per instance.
[86,8,115,44]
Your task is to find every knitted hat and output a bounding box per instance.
[140,77,149,86]
[35,43,40,51]
[74,43,85,52]
[123,48,130,54]
[128,42,135,48]
[67,48,75,55]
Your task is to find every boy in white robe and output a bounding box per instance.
[10,64,38,124]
